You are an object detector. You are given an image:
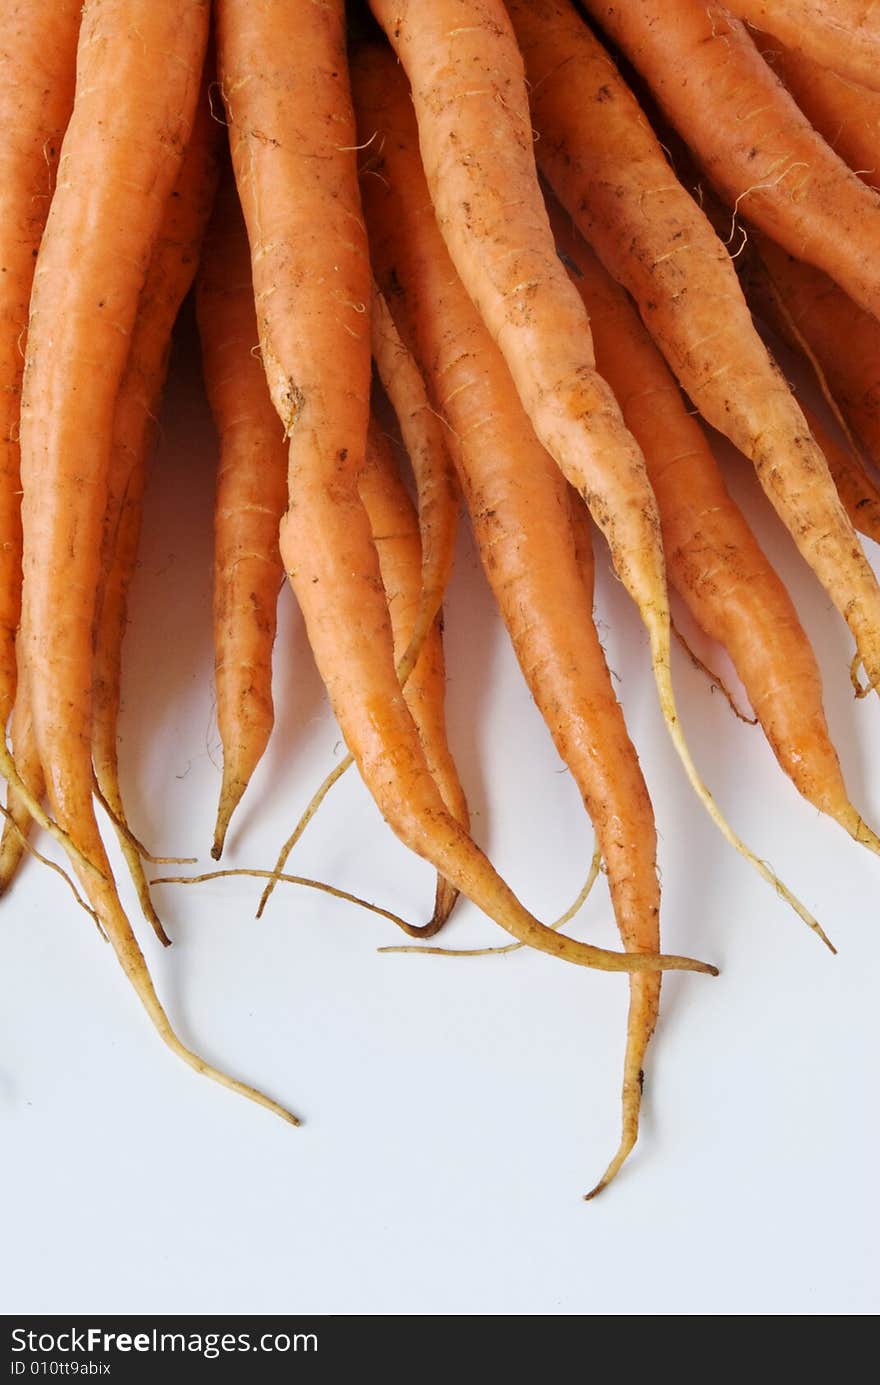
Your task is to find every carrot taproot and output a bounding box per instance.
[355,41,673,1188]
[725,0,880,93]
[359,415,468,933]
[0,1,81,735]
[253,309,460,919]
[508,0,880,706]
[369,0,825,940]
[17,0,296,1123]
[93,72,221,938]
[370,285,460,686]
[196,164,287,861]
[752,32,880,192]
[217,0,714,977]
[799,402,880,549]
[549,199,875,855]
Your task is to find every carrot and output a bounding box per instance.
[371,0,827,939]
[753,32,880,192]
[370,285,460,685]
[799,402,880,550]
[196,165,287,861]
[0,1,81,734]
[550,200,876,855]
[584,1,880,325]
[359,416,469,933]
[508,0,880,704]
[93,72,221,938]
[17,0,295,1123]
[355,40,674,1190]
[0,693,43,895]
[217,0,714,977]
[254,302,461,920]
[741,238,880,471]
[725,1,880,92]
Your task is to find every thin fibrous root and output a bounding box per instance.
[154,865,439,937]
[379,844,602,957]
[584,1125,637,1203]
[651,624,835,953]
[672,621,757,725]
[0,805,106,940]
[0,743,106,886]
[256,753,353,917]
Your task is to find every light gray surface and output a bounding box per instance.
[2,333,877,1316]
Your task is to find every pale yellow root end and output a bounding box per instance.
[92,777,171,947]
[584,1127,638,1202]
[651,623,835,954]
[0,743,106,886]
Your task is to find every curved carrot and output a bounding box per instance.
[370,286,460,684]
[217,0,714,977]
[550,201,873,856]
[18,0,293,1122]
[584,1,880,323]
[360,417,469,932]
[196,164,287,860]
[508,0,880,702]
[726,0,880,92]
[355,43,668,1188]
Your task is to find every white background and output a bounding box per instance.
[2,319,878,1316]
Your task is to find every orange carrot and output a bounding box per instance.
[370,285,460,683]
[355,43,669,1190]
[742,238,880,471]
[217,0,714,977]
[360,416,469,933]
[799,402,880,549]
[368,0,822,938]
[550,200,876,853]
[196,165,287,861]
[508,0,880,706]
[0,1,80,733]
[254,299,461,919]
[93,72,221,937]
[753,32,880,192]
[584,1,880,324]
[17,0,294,1122]
[726,1,880,92]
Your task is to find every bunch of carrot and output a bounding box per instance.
[3,0,878,1197]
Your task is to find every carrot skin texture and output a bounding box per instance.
[509,0,880,694]
[584,1,880,322]
[217,2,711,974]
[725,0,880,93]
[753,33,880,194]
[368,0,673,649]
[355,44,664,1182]
[0,1,81,730]
[0,693,44,894]
[742,240,880,472]
[196,166,287,860]
[550,205,869,843]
